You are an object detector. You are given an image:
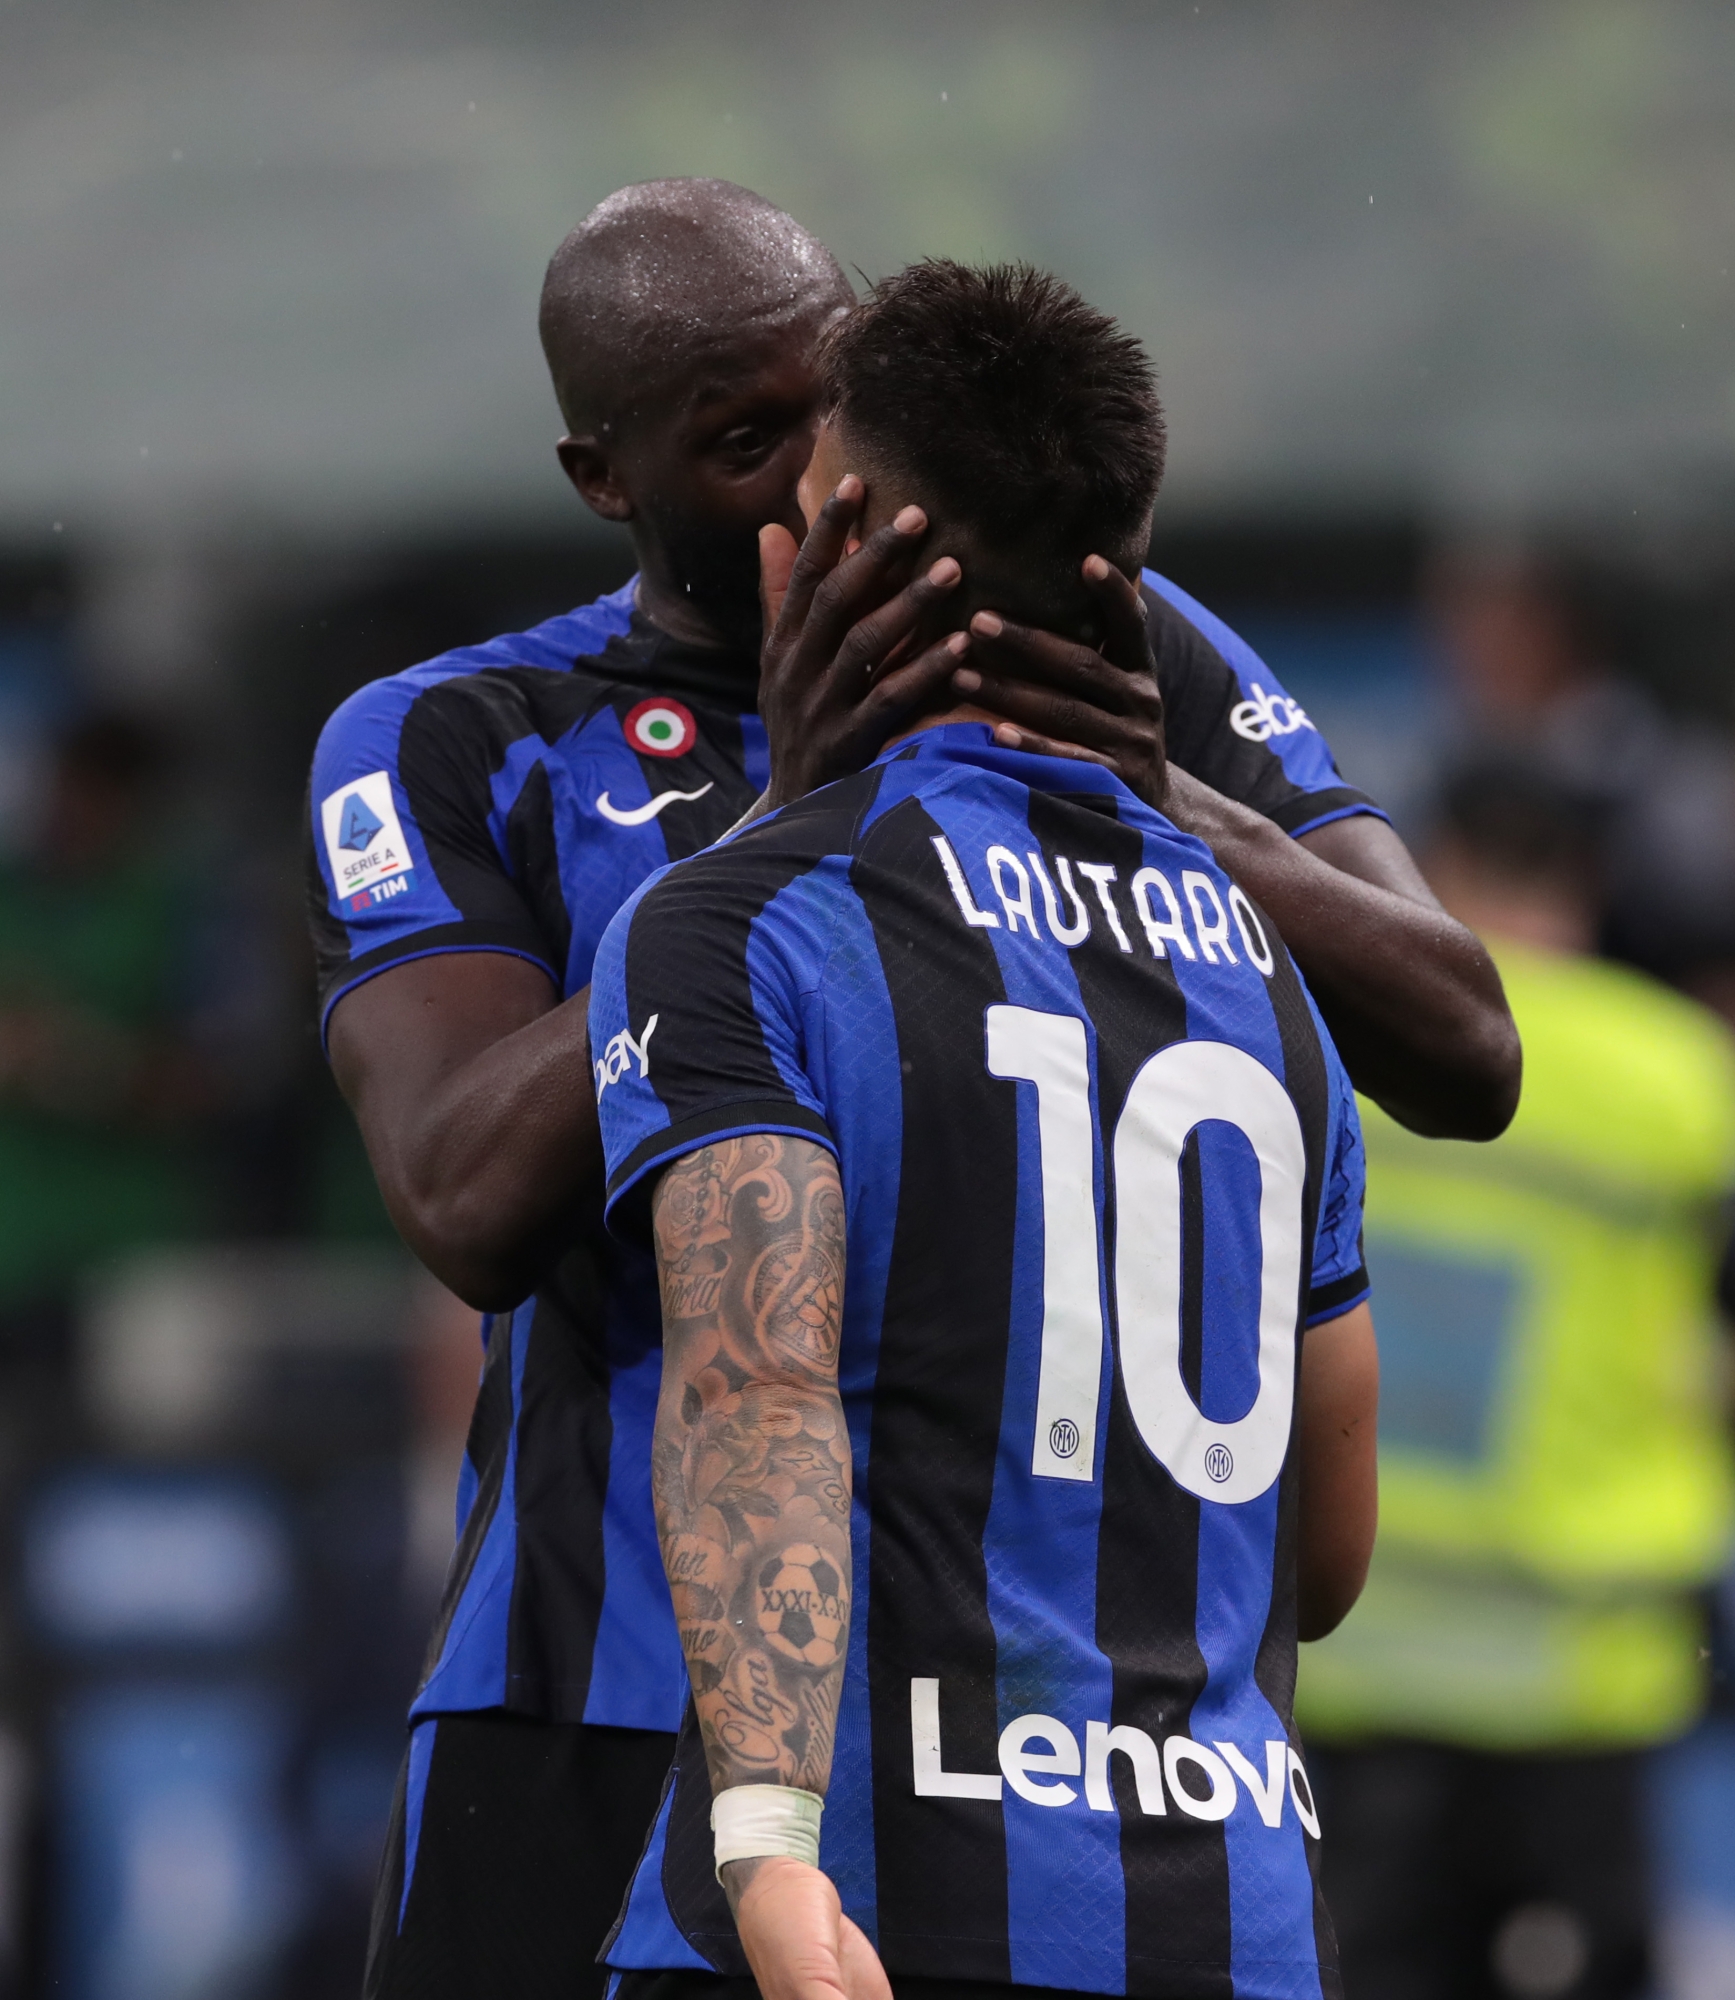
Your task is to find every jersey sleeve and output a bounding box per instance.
[1143,570,1388,840]
[1306,1045,1370,1325]
[305,670,556,1040]
[590,846,837,1246]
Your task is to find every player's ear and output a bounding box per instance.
[557,435,634,524]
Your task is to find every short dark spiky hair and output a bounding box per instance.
[817,261,1165,627]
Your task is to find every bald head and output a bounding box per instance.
[540,179,851,440]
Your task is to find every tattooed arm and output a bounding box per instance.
[651,1134,886,2000]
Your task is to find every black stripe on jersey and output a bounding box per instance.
[1037,791,1235,1999]
[852,795,1015,1984]
[1250,918,1340,1992]
[1144,588,1377,836]
[610,778,878,1244]
[321,924,563,1021]
[1308,1265,1370,1322]
[417,1310,517,1695]
[657,1705,740,1969]
[502,1253,615,1713]
[502,757,573,973]
[1265,787,1380,836]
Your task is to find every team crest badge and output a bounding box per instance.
[623,697,697,759]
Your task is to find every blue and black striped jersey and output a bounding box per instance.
[306,572,1379,1738]
[592,726,1367,1999]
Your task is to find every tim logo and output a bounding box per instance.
[594,1014,659,1099]
[1229,682,1315,745]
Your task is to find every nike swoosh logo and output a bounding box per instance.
[595,783,714,826]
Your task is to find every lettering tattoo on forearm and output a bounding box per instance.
[651,1135,851,1797]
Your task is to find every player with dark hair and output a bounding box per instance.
[309,193,1505,1997]
[591,259,1379,2000]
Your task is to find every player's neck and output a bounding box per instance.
[880,703,1001,755]
[632,560,761,658]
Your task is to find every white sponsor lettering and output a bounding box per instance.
[1229,681,1315,745]
[594,783,714,827]
[910,1678,1002,1799]
[320,770,413,902]
[593,1013,659,1099]
[911,1681,1313,1830]
[999,1715,1080,1806]
[1164,1738,1236,1821]
[1085,1721,1165,1815]
[1218,1739,1288,1827]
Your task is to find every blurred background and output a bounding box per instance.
[3,0,1735,1994]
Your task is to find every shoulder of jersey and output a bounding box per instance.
[320,580,639,741]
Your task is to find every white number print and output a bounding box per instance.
[986,1009,1104,1481]
[987,1009,1305,1504]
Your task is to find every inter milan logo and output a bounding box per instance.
[1203,1442,1234,1484]
[623,697,697,759]
[1048,1418,1081,1460]
[757,1545,847,1668]
[337,793,383,851]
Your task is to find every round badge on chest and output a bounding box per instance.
[623,697,698,759]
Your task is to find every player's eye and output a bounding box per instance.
[718,426,773,462]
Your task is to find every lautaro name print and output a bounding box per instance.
[931,832,1276,972]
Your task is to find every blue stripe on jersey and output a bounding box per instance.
[1191,1495,1323,2000]
[310,583,639,1021]
[749,864,904,1939]
[923,786,1127,1992]
[1141,569,1366,820]
[553,709,700,993]
[399,1718,437,1928]
[453,1319,486,1537]
[586,1258,689,1731]
[740,713,770,795]
[1156,870,1326,1999]
[412,1300,533,1715]
[609,1780,713,1971]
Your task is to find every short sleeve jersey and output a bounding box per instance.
[592,725,1367,1999]
[306,571,1379,1734]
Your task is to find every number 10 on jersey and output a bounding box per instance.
[986,1006,1307,1506]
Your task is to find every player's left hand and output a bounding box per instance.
[949,555,1168,811]
[756,478,971,811]
[725,1856,892,2000]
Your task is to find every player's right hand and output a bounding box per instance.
[725,1856,893,2000]
[757,476,969,810]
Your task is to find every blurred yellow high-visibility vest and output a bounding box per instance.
[1297,939,1735,1751]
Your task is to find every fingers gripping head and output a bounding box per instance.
[539,179,853,443]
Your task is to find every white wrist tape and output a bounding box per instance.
[711,1784,824,1880]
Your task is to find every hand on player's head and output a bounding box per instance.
[756,477,968,808]
[948,554,1169,810]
